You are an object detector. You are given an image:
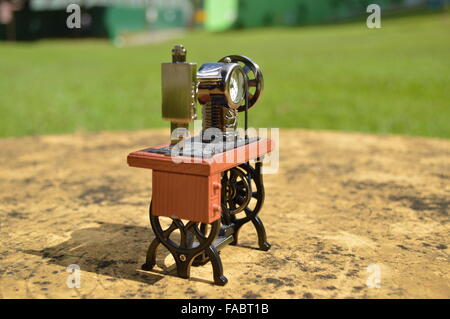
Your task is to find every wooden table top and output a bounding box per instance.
[127,138,274,176]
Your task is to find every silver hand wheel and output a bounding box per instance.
[219,55,264,112]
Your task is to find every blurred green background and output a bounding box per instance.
[0,1,449,138]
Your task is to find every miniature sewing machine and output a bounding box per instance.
[127,45,273,285]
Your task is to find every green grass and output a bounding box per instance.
[1,12,449,138]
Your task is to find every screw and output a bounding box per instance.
[179,254,187,262]
[172,44,186,63]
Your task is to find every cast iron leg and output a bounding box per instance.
[205,245,228,286]
[141,237,160,271]
[251,215,271,251]
[174,254,191,279]
[231,215,270,251]
[230,228,240,246]
[228,161,271,251]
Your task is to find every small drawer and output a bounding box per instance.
[152,171,222,224]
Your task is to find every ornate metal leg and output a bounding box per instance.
[231,215,271,251]
[251,215,271,251]
[141,237,161,271]
[223,161,271,251]
[205,245,228,286]
[143,201,226,285]
[173,253,191,279]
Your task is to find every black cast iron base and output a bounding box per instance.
[141,161,270,286]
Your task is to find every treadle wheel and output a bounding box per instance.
[229,163,264,222]
[225,162,271,251]
[222,167,252,217]
[145,202,228,285]
[150,214,218,254]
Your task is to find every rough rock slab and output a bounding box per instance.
[0,129,449,299]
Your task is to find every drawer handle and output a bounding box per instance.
[212,204,221,215]
[212,182,221,193]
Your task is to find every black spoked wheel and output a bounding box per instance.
[221,167,252,224]
[151,215,218,253]
[224,162,271,251]
[226,163,264,223]
[142,202,228,285]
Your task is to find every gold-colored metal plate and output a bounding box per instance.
[161,62,197,123]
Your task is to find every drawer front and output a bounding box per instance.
[152,171,221,224]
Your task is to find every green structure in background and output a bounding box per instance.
[104,2,192,40]
[204,0,238,31]
[103,6,147,41]
[2,0,193,42]
[3,0,447,40]
[204,0,446,30]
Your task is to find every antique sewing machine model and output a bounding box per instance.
[127,45,273,285]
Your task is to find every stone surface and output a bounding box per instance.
[0,129,449,299]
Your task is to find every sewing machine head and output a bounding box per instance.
[161,45,264,145]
